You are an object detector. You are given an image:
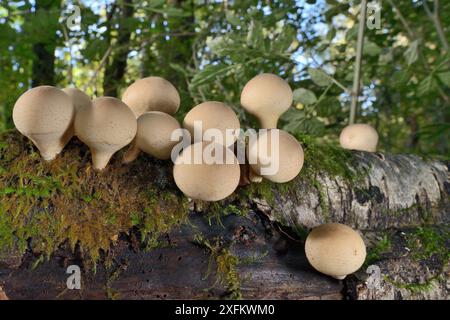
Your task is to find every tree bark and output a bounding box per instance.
[31,0,61,87]
[261,151,449,231]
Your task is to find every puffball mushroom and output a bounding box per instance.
[183,101,240,147]
[305,223,366,280]
[247,129,304,183]
[123,111,181,163]
[122,76,180,118]
[339,123,378,152]
[62,87,92,136]
[173,141,241,201]
[13,85,75,161]
[240,73,293,129]
[62,87,91,113]
[75,97,137,170]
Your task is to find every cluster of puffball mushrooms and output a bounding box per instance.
[12,73,377,280]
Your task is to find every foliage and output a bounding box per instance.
[0,0,448,157]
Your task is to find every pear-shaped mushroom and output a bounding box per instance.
[305,223,366,280]
[75,97,137,170]
[240,73,293,128]
[247,129,304,183]
[62,87,91,112]
[339,123,378,152]
[173,141,240,201]
[62,87,92,136]
[123,111,181,163]
[183,101,240,147]
[13,85,74,160]
[122,76,180,118]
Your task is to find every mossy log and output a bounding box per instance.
[0,130,448,300]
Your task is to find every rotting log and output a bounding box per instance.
[0,130,448,300]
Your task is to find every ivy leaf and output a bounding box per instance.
[404,39,420,65]
[308,68,333,87]
[293,88,317,105]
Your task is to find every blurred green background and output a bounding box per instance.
[0,0,449,158]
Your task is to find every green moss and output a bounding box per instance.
[0,131,187,265]
[194,234,242,299]
[365,234,392,266]
[405,225,450,262]
[385,274,442,293]
[296,134,362,183]
[239,250,268,265]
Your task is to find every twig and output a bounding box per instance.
[350,0,367,125]
[82,45,113,92]
[62,24,73,86]
[423,0,449,51]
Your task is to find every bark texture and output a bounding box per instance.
[261,151,449,231]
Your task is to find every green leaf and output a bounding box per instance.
[345,24,358,41]
[226,11,240,26]
[293,88,317,105]
[417,75,437,96]
[246,20,264,48]
[316,97,342,117]
[190,64,233,88]
[282,109,325,136]
[404,39,420,65]
[364,41,381,56]
[170,63,189,76]
[308,68,333,87]
[437,71,450,87]
[273,25,296,53]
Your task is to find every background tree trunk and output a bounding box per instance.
[31,0,61,87]
[102,0,135,97]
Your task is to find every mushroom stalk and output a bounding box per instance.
[258,117,278,130]
[123,141,141,164]
[91,151,114,171]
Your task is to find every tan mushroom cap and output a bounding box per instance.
[123,111,181,163]
[247,129,304,183]
[339,123,378,152]
[122,76,180,118]
[240,73,293,129]
[173,141,241,201]
[183,101,240,147]
[13,85,74,161]
[75,97,137,170]
[62,87,92,136]
[305,223,366,280]
[62,88,91,113]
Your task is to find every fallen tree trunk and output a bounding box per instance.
[0,130,448,299]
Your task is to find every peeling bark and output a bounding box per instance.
[261,152,449,231]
